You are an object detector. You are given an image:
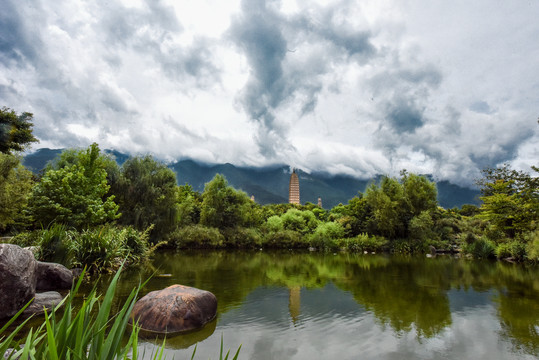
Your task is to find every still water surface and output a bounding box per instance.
[93,251,539,360]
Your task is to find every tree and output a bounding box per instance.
[110,155,179,238]
[476,164,539,238]
[200,174,261,230]
[177,184,202,227]
[0,153,33,231]
[364,173,438,239]
[27,143,120,229]
[0,107,39,154]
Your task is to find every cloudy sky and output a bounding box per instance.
[1,0,538,186]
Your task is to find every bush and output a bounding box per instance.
[464,237,496,259]
[526,230,539,263]
[71,227,126,272]
[168,225,224,249]
[263,230,306,249]
[10,224,75,265]
[390,238,428,254]
[222,227,263,248]
[344,233,388,252]
[496,241,527,261]
[265,215,284,232]
[308,222,345,250]
[37,223,74,265]
[70,225,152,273]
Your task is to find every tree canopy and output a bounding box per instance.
[0,107,39,154]
[110,155,179,238]
[27,143,120,229]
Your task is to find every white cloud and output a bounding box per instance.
[1,0,538,186]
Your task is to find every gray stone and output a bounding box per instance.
[36,261,73,291]
[23,291,64,317]
[0,244,37,319]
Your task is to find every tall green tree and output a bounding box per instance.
[27,143,120,229]
[110,155,179,238]
[365,172,438,239]
[476,164,539,238]
[0,107,39,154]
[0,153,33,231]
[200,174,261,229]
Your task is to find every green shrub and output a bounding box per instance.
[168,225,224,249]
[344,233,388,252]
[265,215,284,232]
[390,238,428,254]
[263,230,306,249]
[495,241,527,261]
[9,231,41,248]
[222,227,263,248]
[464,237,496,259]
[71,226,126,272]
[37,223,74,265]
[281,209,307,233]
[121,224,153,258]
[308,222,345,250]
[526,230,539,263]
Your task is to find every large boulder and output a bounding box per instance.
[0,244,37,319]
[36,261,73,291]
[130,285,217,334]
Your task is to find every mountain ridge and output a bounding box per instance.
[23,148,480,209]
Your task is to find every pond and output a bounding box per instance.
[90,251,538,359]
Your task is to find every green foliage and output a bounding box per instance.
[27,143,120,229]
[221,227,263,248]
[477,164,539,238]
[280,209,319,234]
[0,154,33,232]
[0,107,38,154]
[200,174,261,230]
[496,241,527,261]
[0,266,157,360]
[177,184,202,227]
[364,173,438,239]
[265,215,284,232]
[409,210,436,242]
[111,155,179,239]
[71,225,152,272]
[308,221,345,250]
[464,237,496,259]
[343,233,388,252]
[263,229,305,249]
[37,224,75,265]
[525,230,539,263]
[168,224,225,249]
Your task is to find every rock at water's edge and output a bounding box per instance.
[0,244,37,319]
[23,291,64,317]
[36,261,73,291]
[130,285,217,334]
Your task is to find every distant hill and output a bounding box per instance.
[23,148,480,209]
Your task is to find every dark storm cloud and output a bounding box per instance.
[469,101,493,114]
[230,0,377,157]
[0,1,41,65]
[369,65,442,136]
[385,97,425,133]
[100,1,219,86]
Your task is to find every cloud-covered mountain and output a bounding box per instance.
[23,148,479,209]
[2,1,537,188]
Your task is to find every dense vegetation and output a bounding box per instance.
[1,107,538,272]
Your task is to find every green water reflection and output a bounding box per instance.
[93,251,539,358]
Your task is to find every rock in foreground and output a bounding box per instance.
[131,285,217,334]
[36,261,74,291]
[0,244,37,319]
